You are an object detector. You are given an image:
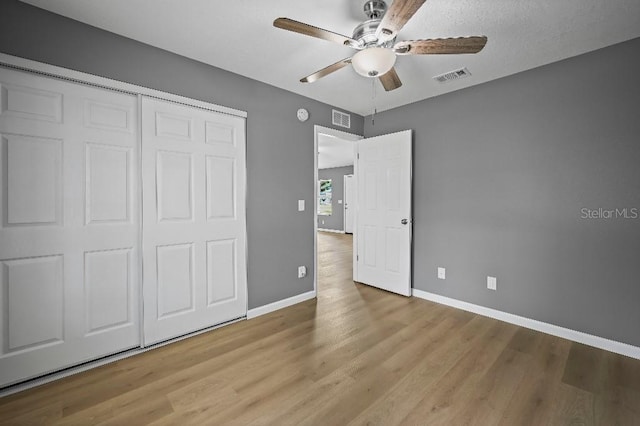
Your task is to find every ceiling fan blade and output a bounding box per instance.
[376,0,428,42]
[274,18,356,47]
[301,58,352,83]
[379,67,402,91]
[394,36,488,55]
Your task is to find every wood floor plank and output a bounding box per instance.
[548,382,596,426]
[297,367,400,426]
[506,326,544,354]
[397,320,519,425]
[562,342,606,393]
[607,351,640,393]
[2,402,63,425]
[246,371,358,426]
[1,231,639,425]
[349,316,496,426]
[497,334,571,426]
[166,376,236,413]
[94,395,174,426]
[449,348,530,425]
[593,351,640,425]
[595,385,640,425]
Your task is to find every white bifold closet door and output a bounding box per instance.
[0,68,140,387]
[141,97,247,346]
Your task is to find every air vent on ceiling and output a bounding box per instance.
[332,109,351,129]
[433,67,471,83]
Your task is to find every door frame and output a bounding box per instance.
[313,125,362,295]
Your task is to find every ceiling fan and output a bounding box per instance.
[274,0,487,91]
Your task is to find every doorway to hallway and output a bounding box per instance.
[313,126,362,296]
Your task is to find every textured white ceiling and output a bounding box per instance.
[21,0,640,116]
[318,134,355,169]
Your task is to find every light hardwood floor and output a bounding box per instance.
[1,231,639,425]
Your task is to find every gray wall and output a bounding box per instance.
[364,37,640,347]
[318,166,354,231]
[0,0,364,309]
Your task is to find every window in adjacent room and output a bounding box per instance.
[318,179,332,216]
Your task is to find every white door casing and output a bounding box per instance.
[354,130,412,296]
[141,97,247,346]
[0,67,140,387]
[344,174,355,234]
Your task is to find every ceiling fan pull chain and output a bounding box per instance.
[371,78,377,126]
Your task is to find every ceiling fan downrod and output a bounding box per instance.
[363,0,387,20]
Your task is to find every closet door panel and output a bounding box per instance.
[0,68,139,387]
[142,97,247,346]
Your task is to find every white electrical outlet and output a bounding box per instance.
[487,276,497,290]
[298,200,305,211]
[437,267,446,280]
[298,266,307,278]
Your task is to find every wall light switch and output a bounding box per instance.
[487,276,497,291]
[298,200,305,211]
[338,200,343,204]
[437,267,446,280]
[298,266,307,278]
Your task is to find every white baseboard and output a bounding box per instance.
[412,289,640,360]
[317,228,345,234]
[247,290,316,319]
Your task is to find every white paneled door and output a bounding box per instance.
[141,97,247,346]
[0,68,140,387]
[355,130,412,296]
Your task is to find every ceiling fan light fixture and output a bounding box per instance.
[351,47,396,78]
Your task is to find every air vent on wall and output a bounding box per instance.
[332,109,351,129]
[433,67,471,83]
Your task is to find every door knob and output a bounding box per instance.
[401,219,408,225]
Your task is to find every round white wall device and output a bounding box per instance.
[297,108,309,122]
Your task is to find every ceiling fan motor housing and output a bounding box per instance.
[352,19,396,48]
[353,1,395,48]
[352,19,382,46]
